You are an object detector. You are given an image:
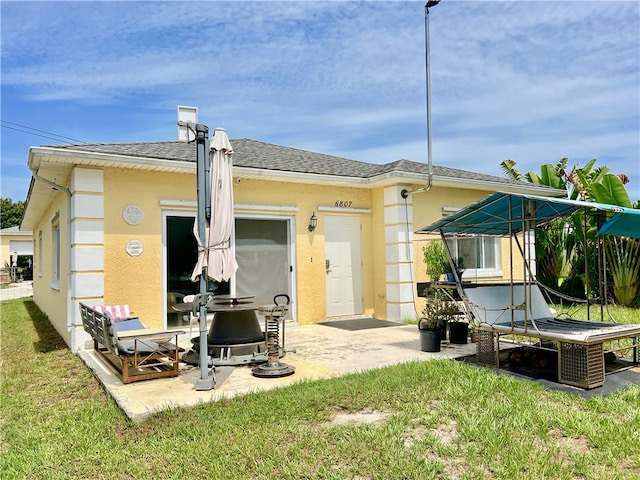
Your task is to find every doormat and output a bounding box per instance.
[456,353,640,399]
[319,318,405,331]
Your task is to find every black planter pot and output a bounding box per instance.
[418,319,441,352]
[449,322,469,344]
[437,319,448,341]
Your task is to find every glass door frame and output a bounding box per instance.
[162,209,198,329]
[162,209,298,327]
[234,212,297,322]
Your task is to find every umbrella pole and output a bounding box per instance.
[195,123,215,391]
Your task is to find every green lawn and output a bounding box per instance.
[1,298,639,479]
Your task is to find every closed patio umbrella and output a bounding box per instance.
[191,128,238,283]
[190,126,238,390]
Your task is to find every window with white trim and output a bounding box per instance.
[51,214,60,287]
[445,236,501,277]
[37,231,42,276]
[442,206,501,277]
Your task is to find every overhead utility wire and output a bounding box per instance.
[1,120,86,144]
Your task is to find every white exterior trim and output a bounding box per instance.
[70,167,105,352]
[383,186,417,321]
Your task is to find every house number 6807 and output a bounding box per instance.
[335,201,352,208]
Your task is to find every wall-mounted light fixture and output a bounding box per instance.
[308,211,318,232]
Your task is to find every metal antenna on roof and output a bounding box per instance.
[425,0,440,190]
[401,1,442,200]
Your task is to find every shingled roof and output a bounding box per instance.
[44,138,531,187]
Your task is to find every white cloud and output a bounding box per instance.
[1,1,638,201]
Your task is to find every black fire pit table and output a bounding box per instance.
[181,295,269,366]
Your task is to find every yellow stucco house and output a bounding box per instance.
[0,226,33,282]
[21,131,560,353]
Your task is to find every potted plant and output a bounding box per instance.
[418,316,441,352]
[419,288,460,351]
[447,300,469,344]
[445,256,465,283]
[422,240,449,282]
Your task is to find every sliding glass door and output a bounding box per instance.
[234,218,292,317]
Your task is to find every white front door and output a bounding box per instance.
[325,215,363,317]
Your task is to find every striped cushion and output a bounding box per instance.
[94,304,131,321]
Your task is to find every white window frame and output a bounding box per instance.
[446,236,502,278]
[37,231,43,277]
[442,206,501,278]
[51,213,60,289]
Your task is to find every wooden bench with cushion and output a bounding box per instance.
[79,302,185,384]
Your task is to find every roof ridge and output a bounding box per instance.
[34,138,555,189]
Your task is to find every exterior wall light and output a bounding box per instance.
[308,212,318,232]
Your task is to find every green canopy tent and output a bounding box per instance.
[416,192,640,389]
[417,191,640,239]
[417,191,640,320]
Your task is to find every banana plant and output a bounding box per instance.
[604,236,640,306]
[500,158,638,304]
[590,174,638,305]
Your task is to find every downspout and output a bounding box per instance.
[29,169,74,335]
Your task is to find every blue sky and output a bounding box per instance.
[2,1,639,203]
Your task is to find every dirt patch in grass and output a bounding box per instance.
[403,417,459,448]
[433,418,458,446]
[403,420,426,448]
[328,408,389,426]
[548,427,591,461]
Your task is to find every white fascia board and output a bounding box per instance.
[432,175,566,196]
[29,146,195,173]
[371,169,565,197]
[0,229,33,235]
[232,166,369,186]
[234,167,420,188]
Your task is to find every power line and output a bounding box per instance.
[0,120,86,144]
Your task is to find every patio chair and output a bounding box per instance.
[79,303,185,384]
[173,294,215,339]
[167,292,185,326]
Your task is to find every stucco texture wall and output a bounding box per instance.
[103,168,195,328]
[101,169,377,327]
[235,178,374,324]
[31,192,70,346]
[410,186,526,315]
[370,188,388,319]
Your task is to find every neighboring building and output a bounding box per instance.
[20,128,562,353]
[0,226,33,282]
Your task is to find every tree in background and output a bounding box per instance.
[0,198,25,229]
[500,158,639,306]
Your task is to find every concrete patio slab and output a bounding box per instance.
[78,322,476,422]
